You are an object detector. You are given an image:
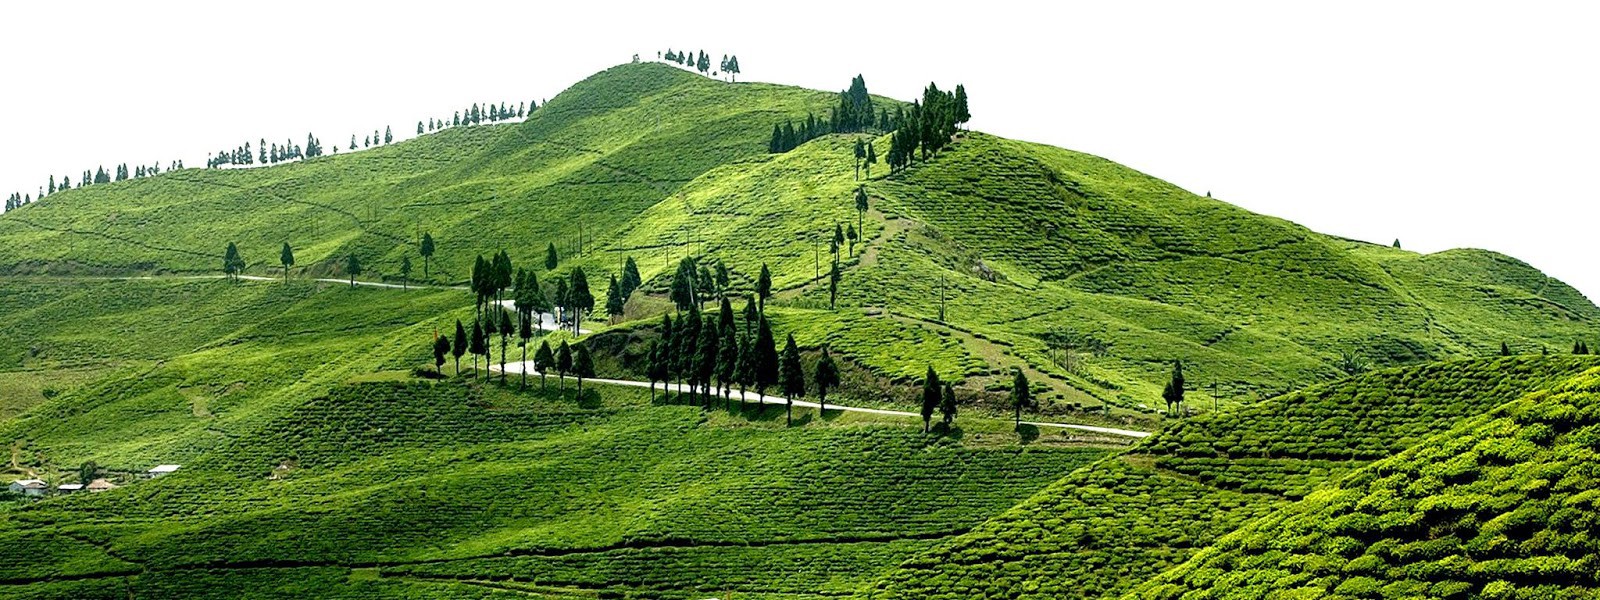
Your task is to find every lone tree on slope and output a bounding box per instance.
[1162,359,1185,417]
[757,263,773,311]
[854,186,869,242]
[470,320,486,378]
[545,242,559,270]
[921,366,941,434]
[420,232,435,279]
[345,254,363,287]
[279,243,294,282]
[400,256,412,290]
[222,242,245,281]
[1011,369,1032,428]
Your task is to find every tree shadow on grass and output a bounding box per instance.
[1015,423,1040,445]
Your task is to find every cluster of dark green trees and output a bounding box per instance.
[429,100,535,135]
[12,159,187,212]
[208,134,325,168]
[1162,359,1186,416]
[886,82,970,173]
[660,49,740,81]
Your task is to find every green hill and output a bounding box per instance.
[3,61,1594,417]
[3,60,1600,598]
[1130,364,1600,599]
[856,357,1599,599]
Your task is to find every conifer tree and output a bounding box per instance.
[556,340,572,392]
[433,335,450,376]
[854,186,869,239]
[1162,360,1185,416]
[569,267,594,335]
[814,346,839,414]
[384,125,393,144]
[345,254,362,287]
[671,257,699,312]
[853,138,866,179]
[865,142,877,178]
[534,340,554,389]
[606,274,625,323]
[846,224,858,257]
[755,315,779,401]
[921,366,941,433]
[1012,369,1032,428]
[757,263,773,311]
[222,242,245,280]
[453,320,467,375]
[518,303,533,388]
[658,314,676,400]
[545,242,559,270]
[717,312,739,406]
[646,341,663,402]
[735,329,755,409]
[779,334,805,426]
[677,304,702,399]
[400,256,412,290]
[279,243,294,282]
[695,310,719,406]
[828,260,841,310]
[620,256,642,299]
[1501,341,1511,356]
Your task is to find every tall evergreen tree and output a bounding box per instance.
[345,254,362,287]
[279,242,294,282]
[497,308,513,384]
[814,346,839,414]
[545,242,559,270]
[1501,341,1512,356]
[755,315,779,401]
[779,333,805,426]
[854,186,869,240]
[399,256,412,290]
[921,366,941,433]
[677,304,702,399]
[1162,360,1186,416]
[671,257,699,312]
[620,256,642,299]
[606,274,625,322]
[556,340,572,392]
[222,242,244,280]
[1012,369,1032,428]
[828,259,841,310]
[518,302,533,388]
[432,334,450,376]
[717,314,739,406]
[757,263,773,311]
[534,340,554,389]
[452,320,467,375]
[695,309,720,406]
[735,329,755,409]
[569,268,594,335]
[384,125,393,144]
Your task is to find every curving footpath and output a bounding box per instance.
[490,360,1151,439]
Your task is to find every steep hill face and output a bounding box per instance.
[1,61,1595,413]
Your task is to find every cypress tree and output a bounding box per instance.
[497,309,513,384]
[606,274,625,323]
[677,304,702,400]
[452,320,467,375]
[921,366,941,433]
[470,320,486,378]
[854,186,869,240]
[279,242,294,282]
[659,314,676,400]
[779,333,805,426]
[717,316,738,407]
[345,254,362,287]
[534,340,554,389]
[671,257,698,312]
[569,268,594,335]
[1501,341,1511,356]
[400,256,412,290]
[432,335,450,376]
[814,346,839,414]
[1012,369,1032,428]
[695,310,719,406]
[1162,360,1185,416]
[620,256,642,299]
[545,242,559,270]
[222,242,244,280]
[828,259,841,310]
[646,341,663,402]
[518,303,533,388]
[556,340,572,392]
[755,315,779,401]
[757,263,773,311]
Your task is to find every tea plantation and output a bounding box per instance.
[1131,365,1600,599]
[856,357,1600,599]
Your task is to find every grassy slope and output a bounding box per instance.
[1130,364,1600,599]
[856,357,1600,599]
[1,380,1110,599]
[2,63,1595,416]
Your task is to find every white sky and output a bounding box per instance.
[3,1,1596,301]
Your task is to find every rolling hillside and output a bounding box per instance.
[2,62,1594,417]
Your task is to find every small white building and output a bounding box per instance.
[86,478,118,493]
[145,464,181,479]
[8,479,48,497]
[56,483,84,494]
